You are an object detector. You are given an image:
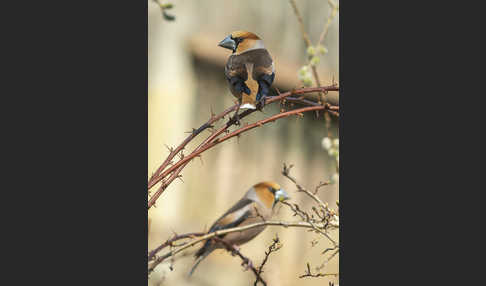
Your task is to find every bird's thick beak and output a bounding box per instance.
[218,35,236,51]
[275,189,290,202]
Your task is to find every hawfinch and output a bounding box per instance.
[189,181,289,276]
[218,31,275,114]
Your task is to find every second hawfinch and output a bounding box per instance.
[188,181,289,276]
[218,31,275,115]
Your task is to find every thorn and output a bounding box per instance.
[164,144,174,153]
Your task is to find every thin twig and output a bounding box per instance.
[299,262,338,278]
[281,163,339,247]
[289,0,337,135]
[254,235,282,286]
[318,0,339,46]
[148,232,205,261]
[316,248,339,271]
[212,237,267,286]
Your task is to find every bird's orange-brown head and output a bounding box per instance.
[218,31,264,54]
[253,181,289,209]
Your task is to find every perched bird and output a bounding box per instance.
[218,31,275,121]
[188,181,289,276]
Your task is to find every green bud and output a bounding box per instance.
[322,137,332,150]
[310,56,320,66]
[303,78,313,87]
[307,46,316,56]
[331,8,338,18]
[298,66,309,76]
[317,45,328,55]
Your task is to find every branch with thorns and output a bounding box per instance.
[148,85,338,209]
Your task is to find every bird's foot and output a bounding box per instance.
[230,112,241,126]
[230,244,241,255]
[230,105,241,126]
[242,259,253,271]
[256,95,267,110]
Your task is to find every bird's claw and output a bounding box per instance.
[230,113,241,126]
[231,244,240,256]
[256,95,266,110]
[243,259,253,271]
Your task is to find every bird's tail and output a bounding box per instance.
[240,92,256,109]
[240,72,258,109]
[188,250,210,277]
[240,103,256,109]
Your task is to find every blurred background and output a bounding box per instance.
[148,0,339,285]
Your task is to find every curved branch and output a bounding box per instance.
[148,231,205,262]
[147,220,337,273]
[148,104,237,189]
[149,105,323,208]
[148,86,338,209]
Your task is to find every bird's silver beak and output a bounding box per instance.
[275,189,290,202]
[218,35,236,51]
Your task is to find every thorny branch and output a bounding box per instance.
[147,104,237,190]
[147,85,338,209]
